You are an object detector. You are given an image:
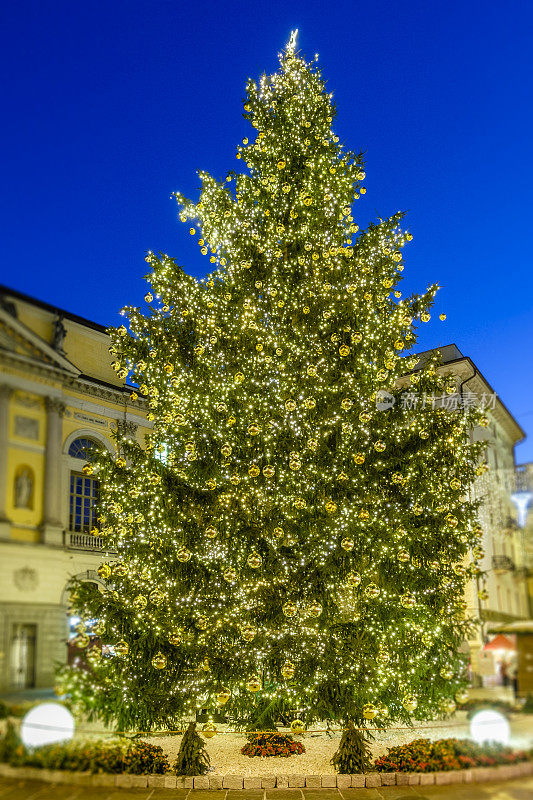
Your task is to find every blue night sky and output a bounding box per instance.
[1,1,532,461]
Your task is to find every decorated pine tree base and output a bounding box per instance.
[173,722,210,776]
[331,721,372,774]
[62,31,487,735]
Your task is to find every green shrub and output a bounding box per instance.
[0,721,24,764]
[374,738,531,772]
[0,733,170,774]
[331,721,372,774]
[173,722,210,776]
[0,700,8,720]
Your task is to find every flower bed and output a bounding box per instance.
[241,732,305,758]
[374,738,532,773]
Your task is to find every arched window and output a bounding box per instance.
[68,437,99,459]
[68,438,100,533]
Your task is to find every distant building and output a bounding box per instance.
[0,285,149,692]
[414,345,529,684]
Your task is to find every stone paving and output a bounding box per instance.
[1,777,533,800]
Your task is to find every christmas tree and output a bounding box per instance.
[62,32,486,735]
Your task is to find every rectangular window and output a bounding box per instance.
[69,472,99,532]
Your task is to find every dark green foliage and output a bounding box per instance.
[173,722,210,776]
[0,701,8,720]
[0,721,24,765]
[331,721,372,774]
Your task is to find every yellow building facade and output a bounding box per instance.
[0,285,149,691]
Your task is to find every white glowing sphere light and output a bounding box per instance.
[21,702,75,748]
[470,709,510,745]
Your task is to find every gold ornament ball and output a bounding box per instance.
[290,719,305,734]
[374,440,386,452]
[397,549,410,563]
[347,571,361,587]
[440,698,457,714]
[177,547,192,563]
[307,601,322,618]
[247,423,260,436]
[168,630,181,646]
[326,500,338,514]
[249,465,260,477]
[113,563,128,577]
[202,722,217,738]
[362,703,378,720]
[283,601,298,618]
[74,634,90,649]
[440,667,454,680]
[263,465,275,478]
[149,589,165,605]
[401,593,416,609]
[216,688,231,705]
[353,453,365,465]
[223,567,237,583]
[196,616,209,630]
[241,623,257,642]
[402,695,418,712]
[247,551,262,569]
[339,345,350,357]
[341,537,354,552]
[365,583,380,599]
[246,675,262,692]
[455,689,469,704]
[97,563,112,579]
[205,526,217,539]
[281,661,296,679]
[133,594,147,610]
[152,652,167,669]
[115,640,129,656]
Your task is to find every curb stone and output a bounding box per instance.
[0,760,530,788]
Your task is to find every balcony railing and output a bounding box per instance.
[67,532,108,551]
[492,554,515,572]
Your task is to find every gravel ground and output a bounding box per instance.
[144,713,533,775]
